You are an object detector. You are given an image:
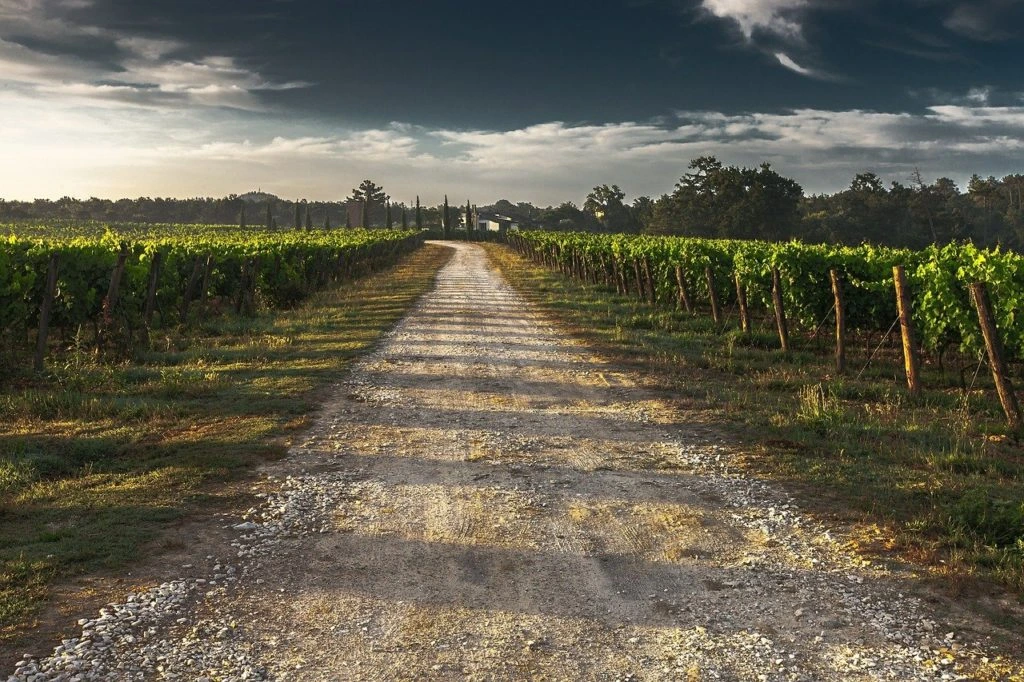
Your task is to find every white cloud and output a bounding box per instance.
[701,2,844,79]
[115,36,184,60]
[965,86,992,104]
[183,128,427,163]
[926,105,1024,128]
[2,70,1023,203]
[773,51,836,80]
[0,0,308,111]
[701,0,807,40]
[0,37,102,83]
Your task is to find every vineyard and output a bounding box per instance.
[510,230,1024,425]
[0,225,425,370]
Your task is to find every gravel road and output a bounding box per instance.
[10,242,1021,681]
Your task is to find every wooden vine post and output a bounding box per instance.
[892,265,921,396]
[198,254,214,308]
[598,253,611,288]
[830,268,846,374]
[243,257,259,316]
[734,272,751,334]
[142,251,164,328]
[179,254,207,321]
[235,259,251,314]
[969,282,1022,430]
[101,242,130,330]
[675,266,693,314]
[642,257,656,305]
[33,253,60,372]
[705,267,721,324]
[771,267,790,352]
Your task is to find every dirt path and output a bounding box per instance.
[11,242,1021,681]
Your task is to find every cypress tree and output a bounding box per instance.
[466,200,472,238]
[294,202,301,229]
[443,195,450,238]
[386,201,393,228]
[305,204,313,230]
[401,206,408,229]
[415,196,422,229]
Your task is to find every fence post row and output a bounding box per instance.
[16,235,424,363]
[517,238,1024,423]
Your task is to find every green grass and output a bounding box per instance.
[0,243,451,642]
[485,243,1024,598]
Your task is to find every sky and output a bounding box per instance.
[1,0,1023,205]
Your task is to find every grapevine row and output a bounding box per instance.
[509,231,1024,362]
[0,228,425,366]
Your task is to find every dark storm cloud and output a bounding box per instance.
[4,0,1022,122]
[944,0,1024,42]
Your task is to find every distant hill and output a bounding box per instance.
[238,191,281,203]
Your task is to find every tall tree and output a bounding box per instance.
[909,168,940,244]
[415,196,422,229]
[651,156,801,240]
[305,203,313,230]
[968,174,1001,244]
[350,179,388,227]
[294,202,301,230]
[401,205,408,228]
[465,200,473,237]
[584,184,629,232]
[632,196,656,233]
[386,201,393,228]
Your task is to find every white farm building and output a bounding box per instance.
[477,214,517,233]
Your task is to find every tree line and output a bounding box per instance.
[0,181,463,232]
[500,158,1023,250]
[3,160,1023,249]
[478,159,1022,250]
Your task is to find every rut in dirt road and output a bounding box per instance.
[12,242,1018,681]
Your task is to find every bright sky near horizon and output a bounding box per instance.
[1,0,1023,205]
